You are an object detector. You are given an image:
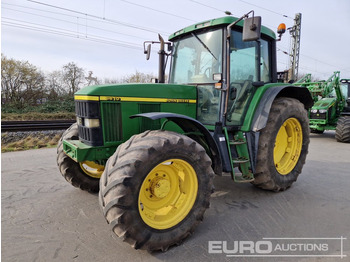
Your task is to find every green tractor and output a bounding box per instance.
[57,11,313,251]
[296,72,350,142]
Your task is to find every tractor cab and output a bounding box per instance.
[166,15,277,127]
[143,13,278,129]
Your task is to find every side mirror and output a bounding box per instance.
[144,44,151,60]
[242,16,261,42]
[213,73,222,82]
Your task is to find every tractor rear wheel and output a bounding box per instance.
[99,130,214,251]
[57,123,102,193]
[335,116,350,143]
[253,97,310,191]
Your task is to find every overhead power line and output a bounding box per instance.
[121,0,196,22]
[190,0,293,20]
[26,0,170,35]
[3,3,167,40]
[3,6,146,40]
[189,0,278,30]
[189,0,227,14]
[2,17,143,51]
[236,0,293,19]
[278,45,349,74]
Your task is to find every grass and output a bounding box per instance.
[1,133,63,152]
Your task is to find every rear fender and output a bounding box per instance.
[251,85,313,132]
[248,85,313,169]
[131,112,222,175]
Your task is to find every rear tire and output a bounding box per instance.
[253,98,310,191]
[335,116,350,143]
[99,130,214,251]
[57,123,101,193]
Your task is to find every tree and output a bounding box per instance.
[103,70,158,84]
[1,54,45,108]
[1,54,21,105]
[62,62,85,95]
[46,70,66,100]
[122,70,158,83]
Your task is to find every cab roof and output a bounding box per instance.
[168,16,276,41]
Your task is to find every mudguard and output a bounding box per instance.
[251,85,313,132]
[247,85,313,171]
[131,112,222,175]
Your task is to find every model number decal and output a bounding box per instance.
[102,96,121,101]
[166,99,190,103]
[99,96,196,103]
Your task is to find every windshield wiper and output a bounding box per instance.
[191,33,217,60]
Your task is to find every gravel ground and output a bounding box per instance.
[1,130,64,144]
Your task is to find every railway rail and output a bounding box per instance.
[1,120,76,132]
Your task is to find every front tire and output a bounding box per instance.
[57,123,102,193]
[253,98,310,191]
[99,130,214,251]
[335,116,350,143]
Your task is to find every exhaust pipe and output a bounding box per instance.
[158,34,166,83]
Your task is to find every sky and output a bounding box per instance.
[1,0,350,81]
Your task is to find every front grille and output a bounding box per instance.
[75,100,103,146]
[102,103,123,143]
[78,125,103,146]
[310,112,326,120]
[75,101,100,118]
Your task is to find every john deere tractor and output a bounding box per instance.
[296,72,350,142]
[57,11,313,251]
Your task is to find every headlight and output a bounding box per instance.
[319,109,327,114]
[311,109,318,113]
[84,118,100,128]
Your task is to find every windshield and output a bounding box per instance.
[169,29,223,84]
[329,83,348,99]
[340,83,349,100]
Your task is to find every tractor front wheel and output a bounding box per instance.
[99,130,214,251]
[253,97,310,191]
[57,123,102,193]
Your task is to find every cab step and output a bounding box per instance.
[232,157,249,164]
[229,139,246,145]
[233,172,255,183]
[223,128,255,183]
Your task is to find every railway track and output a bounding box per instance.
[1,120,76,132]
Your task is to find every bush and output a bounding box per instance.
[1,96,76,120]
[1,96,75,114]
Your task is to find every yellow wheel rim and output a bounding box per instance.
[274,118,303,175]
[138,159,198,230]
[79,161,105,179]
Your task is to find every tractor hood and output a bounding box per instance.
[312,97,336,110]
[74,83,197,102]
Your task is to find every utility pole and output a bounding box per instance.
[288,13,302,82]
